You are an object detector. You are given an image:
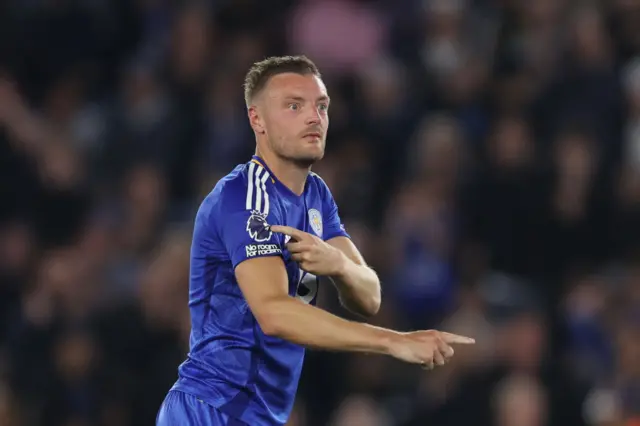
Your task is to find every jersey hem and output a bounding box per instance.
[171,381,253,423]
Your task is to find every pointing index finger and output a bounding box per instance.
[440,332,476,345]
[270,225,307,241]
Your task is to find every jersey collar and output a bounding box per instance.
[251,155,307,203]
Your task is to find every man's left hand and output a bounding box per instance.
[270,225,345,276]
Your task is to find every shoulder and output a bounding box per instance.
[308,171,331,195]
[307,171,336,203]
[202,161,276,219]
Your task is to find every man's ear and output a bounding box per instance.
[248,105,265,134]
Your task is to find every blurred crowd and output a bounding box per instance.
[1,0,640,425]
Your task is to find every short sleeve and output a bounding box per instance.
[319,180,350,241]
[219,207,284,269]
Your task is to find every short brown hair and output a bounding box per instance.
[243,55,321,106]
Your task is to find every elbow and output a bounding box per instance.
[255,306,285,337]
[359,271,382,317]
[343,292,381,318]
[363,293,381,317]
[258,315,280,337]
[360,283,382,317]
[260,321,281,338]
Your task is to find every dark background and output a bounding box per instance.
[0,0,639,425]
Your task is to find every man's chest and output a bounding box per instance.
[278,201,325,304]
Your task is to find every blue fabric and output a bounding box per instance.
[157,390,248,425]
[169,156,349,425]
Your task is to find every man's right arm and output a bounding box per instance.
[235,256,398,355]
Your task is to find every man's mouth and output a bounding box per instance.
[303,132,322,138]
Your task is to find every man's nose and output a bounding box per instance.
[305,108,321,125]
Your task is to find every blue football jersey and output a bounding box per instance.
[171,156,349,425]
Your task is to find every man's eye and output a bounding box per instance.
[289,103,299,111]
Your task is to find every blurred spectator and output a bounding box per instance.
[288,0,389,76]
[2,1,640,425]
[493,373,548,426]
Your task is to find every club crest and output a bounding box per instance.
[308,208,323,237]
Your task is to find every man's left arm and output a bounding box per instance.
[327,236,381,318]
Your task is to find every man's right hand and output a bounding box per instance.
[236,256,475,364]
[387,330,475,369]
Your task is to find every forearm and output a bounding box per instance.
[331,254,381,317]
[260,296,394,355]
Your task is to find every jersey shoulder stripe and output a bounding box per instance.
[245,161,271,216]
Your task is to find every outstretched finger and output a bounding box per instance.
[270,225,308,241]
[440,332,475,345]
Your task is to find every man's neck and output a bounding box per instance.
[255,150,310,196]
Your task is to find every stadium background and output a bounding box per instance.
[1,0,639,425]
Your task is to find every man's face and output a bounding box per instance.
[252,72,329,166]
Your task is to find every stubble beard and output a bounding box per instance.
[270,138,324,169]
